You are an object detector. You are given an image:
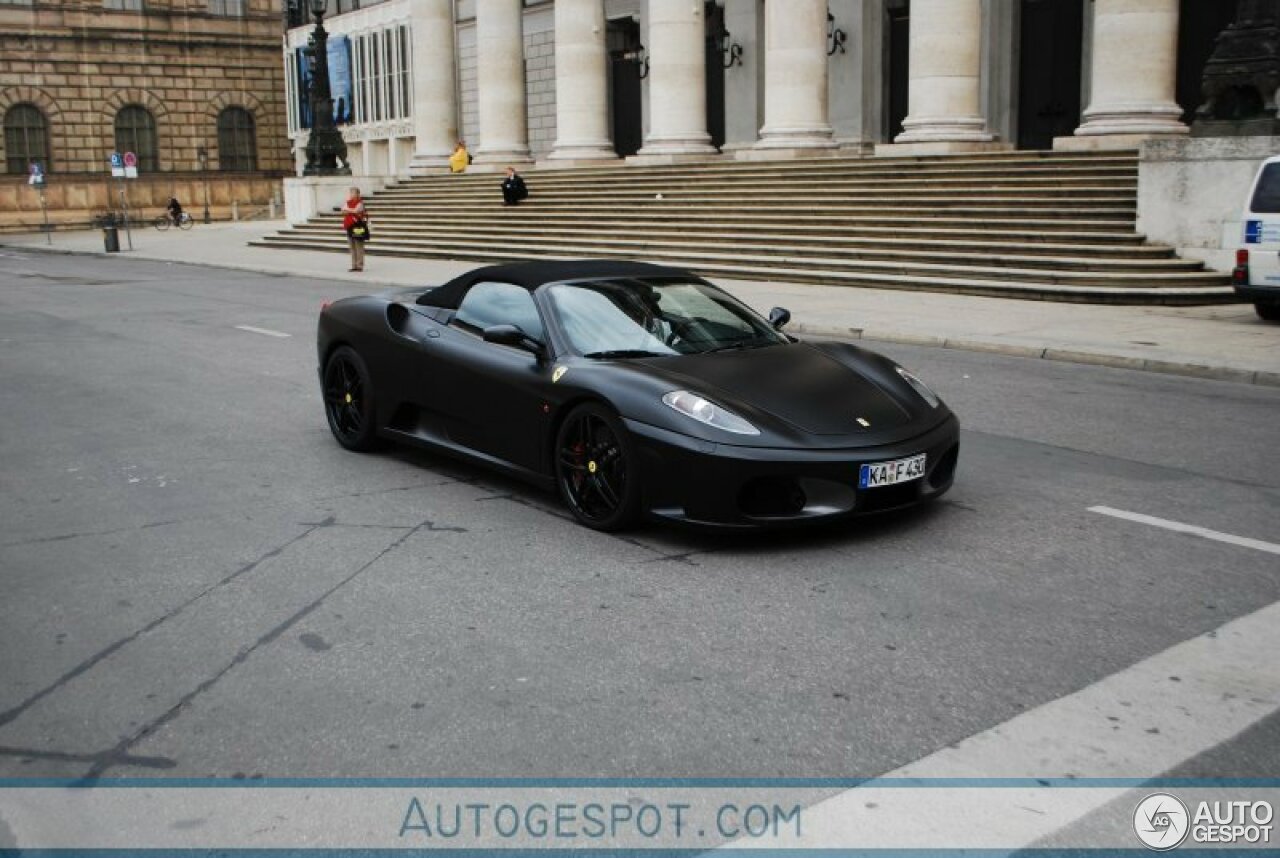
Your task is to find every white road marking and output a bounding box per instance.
[1088,505,1280,556]
[234,324,291,339]
[730,594,1280,849]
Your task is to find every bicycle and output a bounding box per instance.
[153,212,194,230]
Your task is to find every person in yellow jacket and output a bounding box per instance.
[449,139,470,173]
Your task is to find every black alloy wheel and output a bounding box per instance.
[555,403,640,531]
[323,346,379,451]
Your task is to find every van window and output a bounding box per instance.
[1251,163,1280,213]
[454,281,545,341]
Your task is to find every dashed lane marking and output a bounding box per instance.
[234,324,291,339]
[1089,505,1280,556]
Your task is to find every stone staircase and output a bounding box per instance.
[254,151,1234,304]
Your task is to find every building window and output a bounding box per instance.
[216,107,257,171]
[5,104,50,175]
[103,0,144,11]
[114,105,159,171]
[208,0,245,16]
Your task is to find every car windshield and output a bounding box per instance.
[545,278,787,358]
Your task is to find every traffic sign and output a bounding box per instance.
[28,161,45,187]
[123,151,137,168]
[109,151,124,178]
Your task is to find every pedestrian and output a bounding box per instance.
[501,166,528,206]
[340,186,369,272]
[449,139,471,174]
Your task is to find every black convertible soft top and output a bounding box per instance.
[416,259,695,309]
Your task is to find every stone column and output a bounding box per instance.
[408,0,459,173]
[547,0,616,161]
[751,0,836,154]
[1062,0,1187,147]
[474,0,532,165]
[892,0,998,150]
[637,0,716,157]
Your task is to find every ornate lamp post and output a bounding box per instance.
[303,0,350,176]
[196,144,211,224]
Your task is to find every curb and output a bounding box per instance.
[790,322,1280,389]
[7,241,1276,389]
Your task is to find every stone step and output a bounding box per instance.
[257,234,1222,287]
[384,173,1138,190]
[376,187,1136,204]
[311,210,1141,234]
[287,221,1163,255]
[251,237,1231,305]
[350,202,1137,219]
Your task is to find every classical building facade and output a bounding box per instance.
[0,0,291,228]
[283,0,1251,174]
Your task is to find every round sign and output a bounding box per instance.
[123,151,138,168]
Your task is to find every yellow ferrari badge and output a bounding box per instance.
[552,366,567,383]
[588,461,597,474]
[345,393,353,404]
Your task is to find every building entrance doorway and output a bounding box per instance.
[607,17,644,157]
[885,0,909,141]
[1017,0,1083,150]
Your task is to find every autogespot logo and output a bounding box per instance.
[1134,793,1191,851]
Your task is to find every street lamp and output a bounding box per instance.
[196,145,211,224]
[302,0,350,176]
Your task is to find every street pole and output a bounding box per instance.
[302,0,349,176]
[39,186,50,245]
[118,180,134,251]
[197,145,211,224]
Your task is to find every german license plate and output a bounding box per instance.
[859,454,926,489]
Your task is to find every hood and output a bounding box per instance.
[649,343,913,435]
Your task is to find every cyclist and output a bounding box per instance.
[166,197,185,227]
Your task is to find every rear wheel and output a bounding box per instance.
[1256,302,1280,321]
[323,346,379,451]
[152,215,170,231]
[555,403,640,531]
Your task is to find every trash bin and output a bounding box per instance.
[102,225,120,253]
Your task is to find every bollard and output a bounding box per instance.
[103,225,120,252]
[231,200,239,221]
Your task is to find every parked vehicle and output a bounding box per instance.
[1232,154,1280,321]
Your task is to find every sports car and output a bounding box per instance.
[318,260,959,530]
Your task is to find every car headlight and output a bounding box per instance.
[662,390,760,435]
[896,366,941,408]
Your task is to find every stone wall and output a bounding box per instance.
[0,0,291,176]
[0,172,283,230]
[1137,137,1280,272]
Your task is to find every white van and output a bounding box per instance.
[1234,154,1280,321]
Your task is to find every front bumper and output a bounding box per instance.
[626,415,960,528]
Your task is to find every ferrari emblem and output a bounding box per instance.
[552,366,567,383]
[588,461,597,474]
[345,393,353,404]
[856,417,870,427]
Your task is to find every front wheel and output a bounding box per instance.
[322,346,380,451]
[1256,302,1280,322]
[555,403,641,531]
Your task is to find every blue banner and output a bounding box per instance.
[328,34,353,125]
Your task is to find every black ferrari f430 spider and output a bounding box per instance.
[318,260,959,530]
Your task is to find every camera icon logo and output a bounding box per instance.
[1134,793,1190,851]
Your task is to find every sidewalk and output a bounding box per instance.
[4,221,1278,387]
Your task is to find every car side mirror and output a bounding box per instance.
[768,307,791,330]
[483,324,544,356]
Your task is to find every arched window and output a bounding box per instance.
[217,107,257,172]
[5,104,50,175]
[114,105,158,172]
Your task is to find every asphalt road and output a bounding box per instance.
[1,250,1277,781]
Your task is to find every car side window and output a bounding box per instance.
[454,281,545,341]
[1252,163,1280,214]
